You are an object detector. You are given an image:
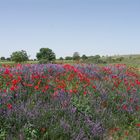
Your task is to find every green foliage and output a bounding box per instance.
[94,55,101,60]
[0,129,7,140]
[81,54,88,61]
[38,59,48,64]
[36,48,56,62]
[11,50,29,63]
[23,123,38,140]
[88,55,103,64]
[116,57,124,62]
[0,57,6,61]
[6,58,11,61]
[73,52,80,61]
[65,56,73,60]
[59,57,64,60]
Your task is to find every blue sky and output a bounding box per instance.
[0,0,140,59]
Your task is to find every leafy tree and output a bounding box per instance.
[116,57,124,62]
[6,58,11,61]
[94,55,100,60]
[36,48,56,63]
[81,54,88,61]
[65,56,73,60]
[59,57,64,60]
[11,50,29,63]
[0,57,6,61]
[94,55,101,63]
[88,55,102,64]
[73,52,80,61]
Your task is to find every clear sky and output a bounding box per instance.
[0,0,140,59]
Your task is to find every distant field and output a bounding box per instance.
[0,61,38,65]
[0,54,140,68]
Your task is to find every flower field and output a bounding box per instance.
[0,63,140,139]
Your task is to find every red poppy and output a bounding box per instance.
[69,89,73,93]
[122,104,127,111]
[10,86,16,91]
[135,105,140,111]
[26,83,33,87]
[124,131,129,136]
[34,85,39,90]
[113,127,120,131]
[135,80,140,85]
[4,69,10,74]
[83,91,87,95]
[12,79,18,85]
[3,89,7,93]
[135,123,140,127]
[45,85,49,90]
[7,104,12,109]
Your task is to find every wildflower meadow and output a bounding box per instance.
[0,63,140,139]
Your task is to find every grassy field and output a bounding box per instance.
[0,55,140,67]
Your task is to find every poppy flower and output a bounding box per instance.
[34,85,39,90]
[7,104,12,109]
[136,123,140,127]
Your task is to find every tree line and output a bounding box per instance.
[0,48,88,63]
[0,47,126,64]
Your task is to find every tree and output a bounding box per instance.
[116,57,124,62]
[0,57,6,61]
[6,58,11,61]
[88,55,102,64]
[65,56,73,60]
[73,52,80,61]
[36,48,56,63]
[11,50,29,63]
[59,57,64,60]
[81,54,88,61]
